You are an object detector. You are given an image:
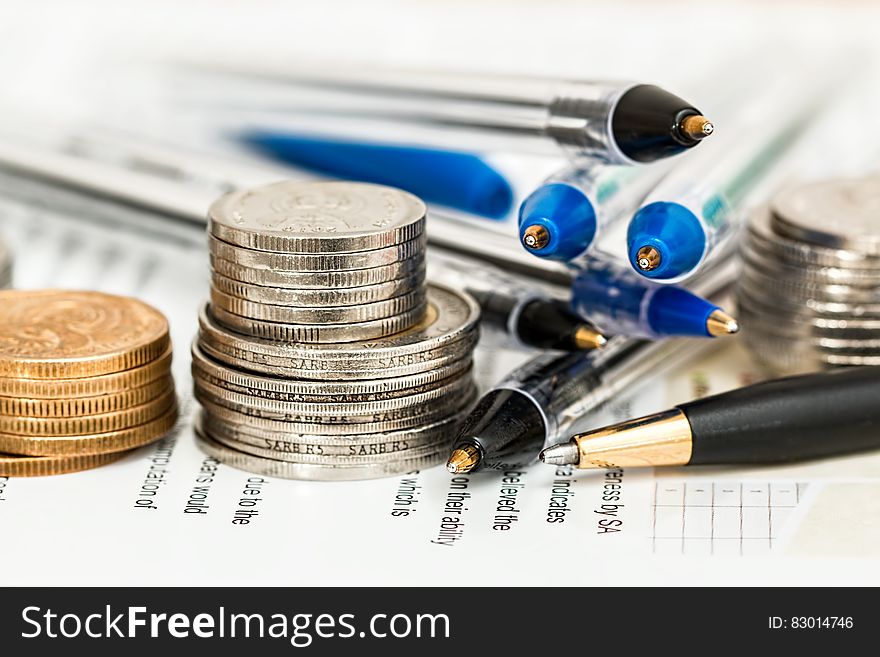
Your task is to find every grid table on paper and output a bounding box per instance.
[651,482,805,556]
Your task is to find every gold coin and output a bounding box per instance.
[0,290,170,379]
[0,449,129,477]
[0,402,179,456]
[0,375,174,418]
[0,387,176,437]
[0,347,172,399]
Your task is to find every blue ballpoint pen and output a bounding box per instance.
[570,258,738,339]
[242,131,513,219]
[626,75,830,283]
[518,162,671,262]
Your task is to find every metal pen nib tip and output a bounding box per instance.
[446,444,481,474]
[680,114,714,141]
[539,442,579,466]
[706,309,740,337]
[636,245,661,271]
[573,325,608,350]
[522,225,550,250]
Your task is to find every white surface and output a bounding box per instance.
[1,0,880,586]
[0,189,879,586]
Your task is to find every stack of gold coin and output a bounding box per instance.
[0,290,179,476]
[194,181,480,481]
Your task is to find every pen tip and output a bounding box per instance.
[539,442,579,466]
[522,225,550,251]
[636,246,662,271]
[706,309,740,337]
[446,444,481,474]
[573,325,608,350]
[680,114,715,141]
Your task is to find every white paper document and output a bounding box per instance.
[1,181,879,587]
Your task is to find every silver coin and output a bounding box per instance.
[196,388,477,434]
[738,308,880,351]
[210,432,450,465]
[748,207,880,271]
[822,353,880,367]
[772,177,880,255]
[200,283,479,360]
[210,287,425,325]
[740,265,880,304]
[193,364,472,405]
[737,291,880,337]
[195,425,446,481]
[193,375,475,418]
[737,277,880,320]
[743,243,880,287]
[200,407,468,447]
[198,336,475,381]
[737,303,812,340]
[199,407,464,449]
[210,300,427,343]
[190,341,474,398]
[209,181,426,254]
[210,254,425,289]
[209,234,426,273]
[740,333,821,375]
[814,336,880,351]
[211,270,425,307]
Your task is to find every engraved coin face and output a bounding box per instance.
[209,181,426,253]
[772,177,880,255]
[195,422,451,481]
[0,290,169,379]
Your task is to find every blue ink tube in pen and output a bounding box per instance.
[242,131,514,219]
[570,259,738,339]
[626,77,830,284]
[518,162,671,262]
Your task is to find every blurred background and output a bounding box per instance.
[2,0,878,141]
[0,0,878,269]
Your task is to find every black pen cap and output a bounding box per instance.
[612,85,705,163]
[451,388,546,472]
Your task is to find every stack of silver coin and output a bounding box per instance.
[192,180,480,480]
[0,238,12,288]
[737,176,880,374]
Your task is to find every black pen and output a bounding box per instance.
[444,260,736,475]
[194,63,713,164]
[540,366,880,469]
[468,289,606,352]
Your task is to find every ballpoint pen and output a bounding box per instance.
[444,259,737,475]
[518,162,670,262]
[469,289,606,351]
[570,259,738,339]
[187,62,714,164]
[426,251,606,351]
[626,75,830,283]
[242,131,514,219]
[540,366,880,469]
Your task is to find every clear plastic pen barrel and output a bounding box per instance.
[180,64,696,163]
[497,258,735,443]
[627,71,835,283]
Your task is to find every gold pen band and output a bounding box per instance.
[572,408,693,468]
